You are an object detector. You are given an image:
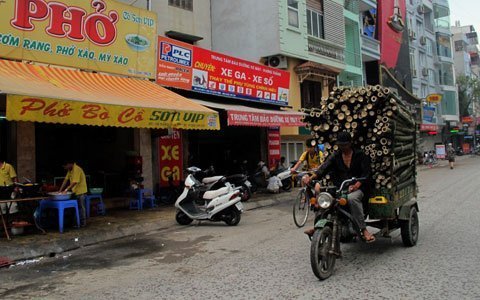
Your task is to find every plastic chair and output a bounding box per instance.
[85,194,106,218]
[39,199,80,233]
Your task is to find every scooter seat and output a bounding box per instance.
[202,176,224,184]
[203,186,230,200]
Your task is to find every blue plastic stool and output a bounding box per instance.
[129,190,143,210]
[40,199,80,233]
[129,189,156,210]
[85,194,106,218]
[140,189,156,209]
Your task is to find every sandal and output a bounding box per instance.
[362,233,376,243]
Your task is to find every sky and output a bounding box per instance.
[449,1,480,29]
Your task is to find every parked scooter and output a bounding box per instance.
[175,171,244,226]
[249,161,294,193]
[192,165,252,202]
[225,173,252,201]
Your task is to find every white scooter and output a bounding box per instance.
[175,172,244,226]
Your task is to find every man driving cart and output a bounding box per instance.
[304,132,375,243]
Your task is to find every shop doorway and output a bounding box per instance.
[35,124,135,197]
[188,126,265,175]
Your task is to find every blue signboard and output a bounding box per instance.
[423,105,436,123]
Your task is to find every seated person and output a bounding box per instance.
[304,132,375,243]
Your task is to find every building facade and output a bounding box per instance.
[211,0,347,165]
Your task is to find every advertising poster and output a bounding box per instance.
[157,36,290,106]
[378,0,415,105]
[0,0,157,78]
[158,130,183,187]
[423,106,436,123]
[436,145,446,159]
[267,128,281,169]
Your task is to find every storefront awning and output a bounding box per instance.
[0,60,219,130]
[192,99,305,127]
[294,61,339,83]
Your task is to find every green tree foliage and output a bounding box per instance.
[457,75,480,117]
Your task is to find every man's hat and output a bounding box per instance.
[336,132,352,145]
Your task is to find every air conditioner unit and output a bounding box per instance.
[422,68,429,76]
[420,36,427,45]
[267,55,288,69]
[408,29,417,40]
[412,69,418,78]
[417,5,426,14]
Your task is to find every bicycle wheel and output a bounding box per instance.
[293,189,310,227]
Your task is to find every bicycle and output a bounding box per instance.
[292,172,317,227]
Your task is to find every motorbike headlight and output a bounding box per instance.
[317,192,334,209]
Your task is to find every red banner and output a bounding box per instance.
[227,111,304,127]
[158,130,183,187]
[462,116,473,123]
[268,128,281,169]
[420,124,438,132]
[157,36,290,106]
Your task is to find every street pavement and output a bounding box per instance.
[1,156,479,299]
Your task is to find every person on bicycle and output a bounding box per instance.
[304,132,375,243]
[290,138,324,185]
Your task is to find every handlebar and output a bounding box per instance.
[337,177,366,193]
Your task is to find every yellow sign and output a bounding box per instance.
[0,0,156,78]
[7,95,220,130]
[426,94,442,103]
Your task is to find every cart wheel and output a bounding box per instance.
[401,206,419,247]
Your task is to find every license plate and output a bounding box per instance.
[235,202,244,211]
[315,219,328,229]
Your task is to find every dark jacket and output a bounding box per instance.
[315,149,371,193]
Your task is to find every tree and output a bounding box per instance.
[457,75,480,117]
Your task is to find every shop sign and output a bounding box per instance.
[435,145,446,159]
[426,94,442,103]
[158,130,183,187]
[267,128,281,170]
[461,116,473,123]
[0,0,157,78]
[420,124,438,132]
[157,36,291,106]
[6,95,220,130]
[422,105,435,123]
[227,111,304,127]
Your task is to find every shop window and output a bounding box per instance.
[436,33,452,58]
[288,0,299,28]
[281,142,304,167]
[168,0,193,11]
[301,80,323,108]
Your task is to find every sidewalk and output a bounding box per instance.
[418,154,474,171]
[0,189,297,262]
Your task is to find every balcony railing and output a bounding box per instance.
[361,35,380,56]
[344,0,359,14]
[434,19,450,29]
[308,37,345,63]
